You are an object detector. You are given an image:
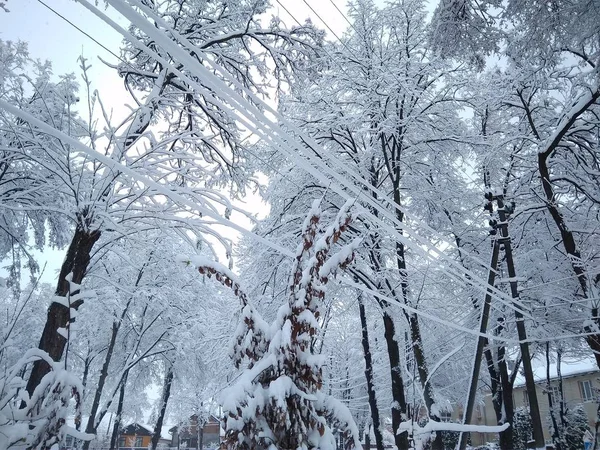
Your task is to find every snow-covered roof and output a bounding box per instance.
[513,358,597,387]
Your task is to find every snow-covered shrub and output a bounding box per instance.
[185,199,361,450]
[0,349,91,449]
[512,407,532,450]
[563,404,589,450]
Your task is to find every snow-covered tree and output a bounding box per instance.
[183,199,361,450]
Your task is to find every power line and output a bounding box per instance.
[35,0,125,66]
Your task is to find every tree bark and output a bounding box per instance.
[393,189,443,450]
[109,369,129,450]
[357,294,385,450]
[151,363,174,450]
[538,152,600,368]
[381,310,410,450]
[361,161,410,450]
[82,321,120,450]
[26,225,101,397]
[497,346,515,450]
[518,85,600,369]
[458,238,500,450]
[547,343,563,450]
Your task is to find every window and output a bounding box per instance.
[135,436,143,447]
[579,380,594,402]
[522,390,529,407]
[548,385,561,406]
[118,437,126,448]
[440,411,452,422]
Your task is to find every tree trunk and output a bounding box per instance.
[151,363,174,450]
[458,238,500,449]
[498,350,515,450]
[381,310,410,450]
[496,195,545,450]
[538,152,600,368]
[484,325,516,450]
[394,192,443,450]
[26,226,101,396]
[198,424,204,450]
[110,369,129,450]
[358,294,385,450]
[547,343,563,450]
[362,166,410,450]
[82,321,120,450]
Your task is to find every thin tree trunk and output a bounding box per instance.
[458,238,500,450]
[361,162,410,450]
[110,369,129,450]
[358,294,384,450]
[393,188,443,450]
[26,226,101,396]
[547,342,563,450]
[519,86,600,369]
[82,321,120,450]
[484,320,517,450]
[198,424,204,450]
[82,262,144,449]
[497,346,515,450]
[151,363,174,450]
[381,310,410,450]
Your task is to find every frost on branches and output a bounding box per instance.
[183,199,361,450]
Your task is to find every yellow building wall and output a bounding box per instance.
[476,373,597,446]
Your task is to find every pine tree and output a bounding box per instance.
[513,407,532,450]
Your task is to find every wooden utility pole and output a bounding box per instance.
[458,193,545,450]
[495,194,545,449]
[457,232,500,449]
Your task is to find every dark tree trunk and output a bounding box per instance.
[362,164,410,450]
[381,311,410,450]
[26,226,101,396]
[109,369,129,450]
[82,321,120,450]
[198,424,204,450]
[497,343,516,450]
[538,152,600,368]
[518,86,600,369]
[358,294,385,450]
[151,364,174,450]
[484,328,516,450]
[547,343,563,450]
[393,192,443,450]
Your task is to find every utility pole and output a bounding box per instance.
[457,216,500,450]
[458,192,545,450]
[495,193,545,449]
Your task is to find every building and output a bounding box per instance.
[169,414,222,449]
[118,423,170,449]
[475,359,598,446]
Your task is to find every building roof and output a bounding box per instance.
[514,358,597,387]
